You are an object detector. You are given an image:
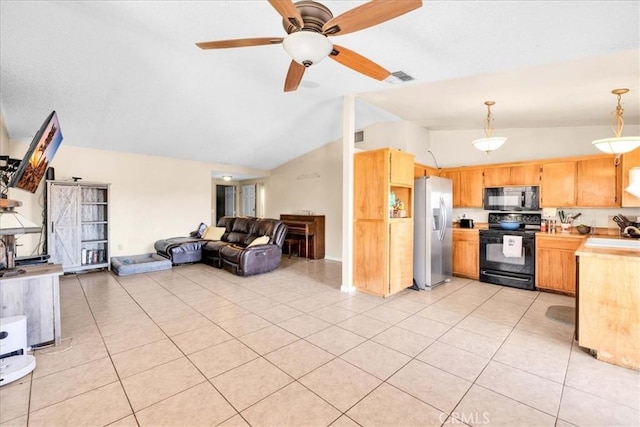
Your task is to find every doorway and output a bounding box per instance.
[216,185,236,223]
[241,184,256,216]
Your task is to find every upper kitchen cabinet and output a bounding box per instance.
[389,149,414,186]
[438,168,484,208]
[541,155,620,208]
[414,163,439,179]
[438,170,460,206]
[622,148,640,207]
[575,156,620,207]
[540,161,576,207]
[484,164,540,187]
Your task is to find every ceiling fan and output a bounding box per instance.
[196,0,423,92]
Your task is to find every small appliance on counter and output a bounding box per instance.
[459,218,474,228]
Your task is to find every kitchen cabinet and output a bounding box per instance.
[47,181,110,273]
[576,156,620,207]
[540,161,576,207]
[535,234,584,295]
[541,155,619,208]
[414,163,439,179]
[439,168,484,208]
[0,264,63,347]
[484,164,540,187]
[576,242,640,370]
[438,170,459,206]
[354,148,414,297]
[390,149,414,186]
[621,147,640,207]
[452,229,479,279]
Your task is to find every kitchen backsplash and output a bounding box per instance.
[453,207,640,228]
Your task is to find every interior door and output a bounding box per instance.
[242,184,256,216]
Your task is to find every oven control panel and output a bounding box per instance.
[487,212,542,226]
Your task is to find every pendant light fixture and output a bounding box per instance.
[472,101,507,154]
[592,88,640,161]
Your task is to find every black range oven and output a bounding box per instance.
[479,212,541,291]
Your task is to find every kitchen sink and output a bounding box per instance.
[585,237,640,250]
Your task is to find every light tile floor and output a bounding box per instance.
[1,258,639,427]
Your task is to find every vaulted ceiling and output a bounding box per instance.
[1,1,638,171]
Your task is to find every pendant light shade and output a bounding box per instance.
[471,137,507,153]
[283,31,333,67]
[472,101,507,154]
[592,89,640,157]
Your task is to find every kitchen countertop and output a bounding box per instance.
[575,238,640,259]
[452,223,487,231]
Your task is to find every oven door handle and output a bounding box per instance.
[481,270,532,282]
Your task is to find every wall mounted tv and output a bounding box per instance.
[9,111,63,193]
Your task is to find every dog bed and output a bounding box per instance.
[111,253,172,276]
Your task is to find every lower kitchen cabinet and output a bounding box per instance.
[535,234,585,295]
[452,229,479,279]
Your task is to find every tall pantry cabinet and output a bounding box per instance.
[46,181,110,273]
[354,148,414,297]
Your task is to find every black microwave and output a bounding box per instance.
[484,186,540,211]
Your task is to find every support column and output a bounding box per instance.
[341,94,356,293]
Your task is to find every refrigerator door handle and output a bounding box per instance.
[439,195,446,241]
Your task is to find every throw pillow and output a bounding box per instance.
[195,222,208,238]
[247,235,270,247]
[203,226,226,241]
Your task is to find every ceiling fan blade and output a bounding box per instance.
[330,45,390,81]
[196,37,283,50]
[323,0,422,36]
[284,60,306,92]
[267,0,304,29]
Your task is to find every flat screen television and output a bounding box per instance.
[9,111,63,193]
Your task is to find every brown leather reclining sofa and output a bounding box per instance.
[155,216,287,277]
[202,216,287,276]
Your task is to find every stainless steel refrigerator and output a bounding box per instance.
[413,176,453,289]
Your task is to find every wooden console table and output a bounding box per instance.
[0,264,63,347]
[280,214,325,259]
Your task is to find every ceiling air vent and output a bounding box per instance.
[354,130,364,143]
[386,70,415,84]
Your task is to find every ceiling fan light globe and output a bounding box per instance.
[592,136,640,155]
[283,31,333,66]
[472,137,507,154]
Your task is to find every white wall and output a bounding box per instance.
[0,115,9,155]
[356,121,431,165]
[264,140,343,261]
[9,141,221,258]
